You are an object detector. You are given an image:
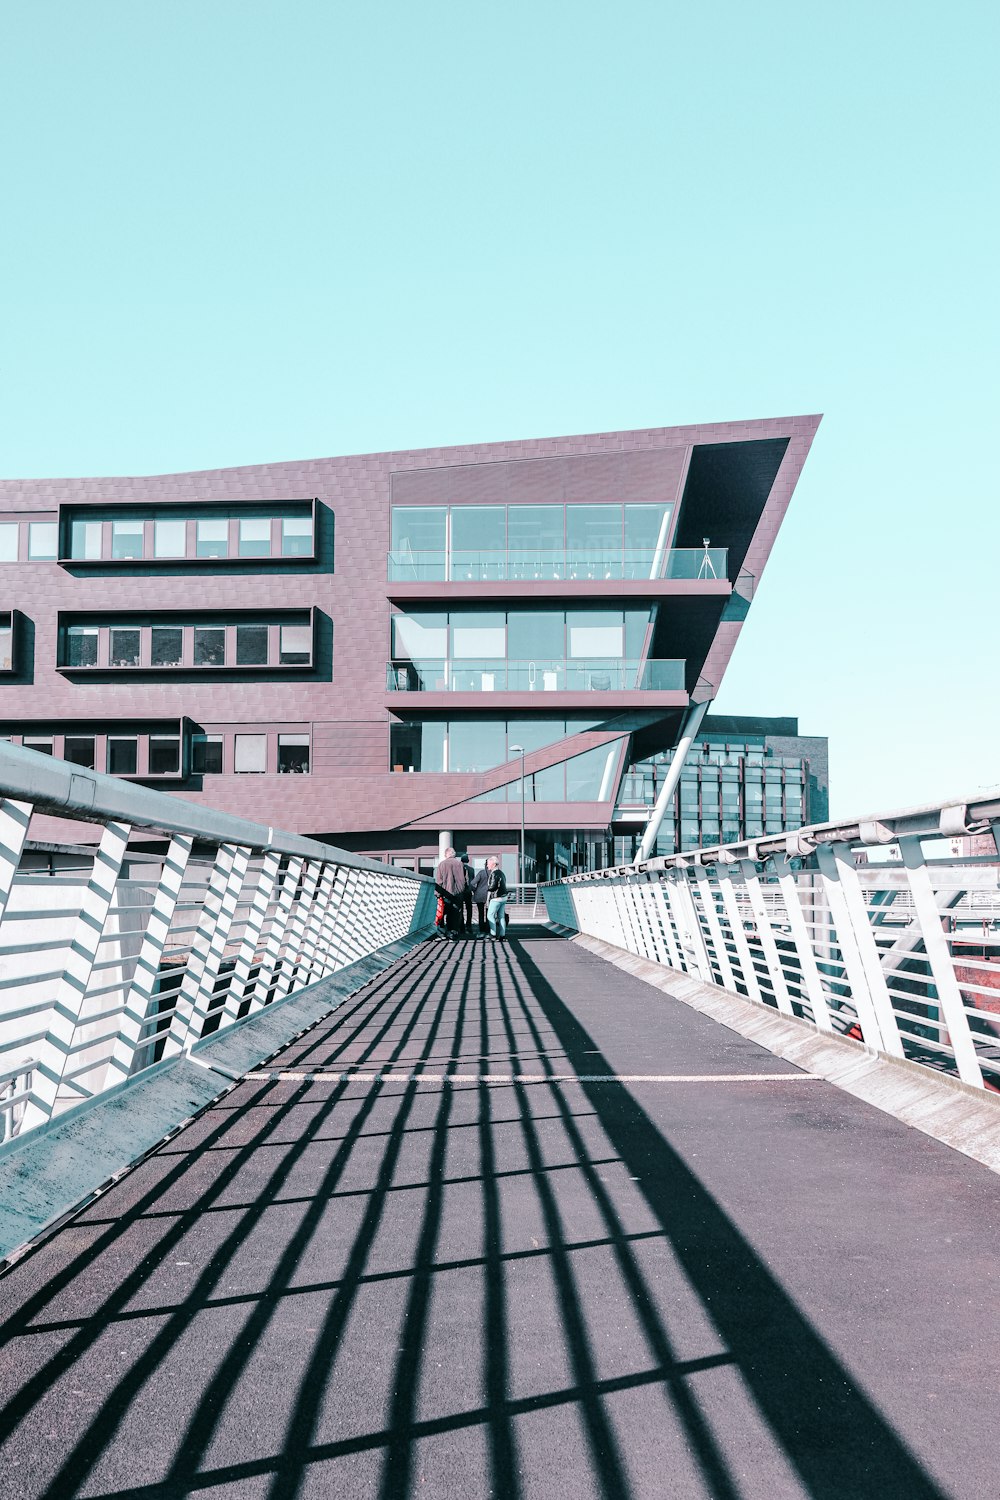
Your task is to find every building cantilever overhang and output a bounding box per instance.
[0,414,820,847]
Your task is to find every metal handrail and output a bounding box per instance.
[0,741,426,879]
[0,743,436,1140]
[541,789,1000,1095]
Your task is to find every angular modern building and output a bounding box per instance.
[0,415,820,877]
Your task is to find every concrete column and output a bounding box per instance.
[438,831,452,861]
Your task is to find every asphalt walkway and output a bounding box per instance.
[0,926,997,1499]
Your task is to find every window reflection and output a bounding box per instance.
[388,502,678,580]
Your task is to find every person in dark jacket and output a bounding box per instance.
[460,852,474,933]
[434,846,467,936]
[486,857,509,940]
[470,863,491,934]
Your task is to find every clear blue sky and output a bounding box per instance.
[2,1,997,819]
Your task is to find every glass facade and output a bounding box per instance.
[389,717,603,778]
[387,503,708,581]
[617,734,813,855]
[472,739,625,803]
[388,606,682,691]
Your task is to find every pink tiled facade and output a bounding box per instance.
[0,415,820,859]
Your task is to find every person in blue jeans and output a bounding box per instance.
[486,857,509,940]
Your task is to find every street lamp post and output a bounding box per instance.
[509,744,526,902]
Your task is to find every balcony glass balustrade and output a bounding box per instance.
[387,545,727,582]
[386,657,686,692]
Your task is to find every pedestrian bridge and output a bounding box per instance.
[0,743,998,1499]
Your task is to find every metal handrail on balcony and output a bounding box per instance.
[542,789,1000,1092]
[387,546,729,583]
[385,658,687,692]
[0,742,435,1141]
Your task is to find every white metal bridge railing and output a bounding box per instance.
[543,791,1000,1092]
[0,743,435,1141]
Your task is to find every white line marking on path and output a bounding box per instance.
[244,1070,821,1085]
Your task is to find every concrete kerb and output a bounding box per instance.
[0,925,435,1268]
[552,925,1000,1175]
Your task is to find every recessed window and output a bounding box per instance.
[70,519,102,561]
[64,736,96,770]
[23,737,53,756]
[28,522,58,561]
[236,623,268,666]
[194,626,226,667]
[197,519,229,558]
[192,733,223,774]
[0,524,17,563]
[109,627,141,667]
[111,520,144,560]
[281,516,313,557]
[0,625,12,671]
[238,519,271,558]
[107,737,138,775]
[67,625,99,668]
[277,734,310,774]
[149,736,180,776]
[234,733,267,773]
[154,519,186,558]
[279,623,312,665]
[151,625,183,667]
[70,520,102,560]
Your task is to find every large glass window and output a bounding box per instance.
[111,520,144,560]
[281,515,314,557]
[194,626,226,666]
[279,623,312,665]
[149,736,180,775]
[505,610,565,662]
[390,721,447,773]
[277,734,310,774]
[566,743,620,801]
[28,522,58,560]
[234,733,267,773]
[66,626,99,668]
[388,500,683,580]
[23,737,53,755]
[624,504,672,578]
[450,613,505,659]
[154,519,186,558]
[238,518,272,557]
[389,507,446,579]
[71,520,102,560]
[192,733,223,774]
[450,507,505,580]
[64,736,96,770]
[565,505,621,579]
[508,506,564,579]
[109,627,140,667]
[236,623,268,666]
[392,613,447,661]
[566,610,624,659]
[448,718,506,772]
[0,524,17,562]
[197,519,229,558]
[151,626,183,667]
[107,737,138,775]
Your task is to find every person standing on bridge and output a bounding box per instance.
[486,856,509,940]
[471,860,491,934]
[434,845,467,936]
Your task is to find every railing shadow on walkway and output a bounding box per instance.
[0,929,949,1500]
